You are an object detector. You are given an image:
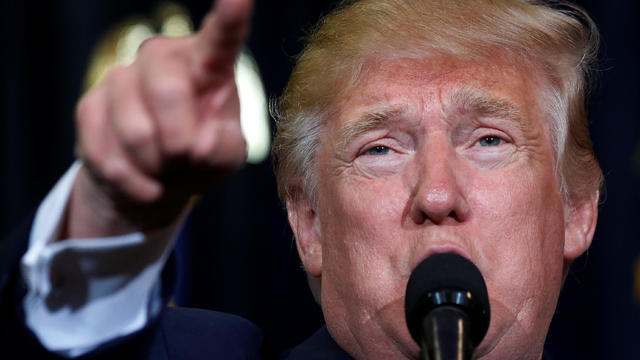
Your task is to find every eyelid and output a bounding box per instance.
[357,136,411,157]
[471,128,513,146]
[359,143,395,156]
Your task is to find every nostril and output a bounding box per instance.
[428,210,457,225]
[407,199,467,226]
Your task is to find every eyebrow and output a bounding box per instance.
[447,87,527,130]
[334,88,528,153]
[335,105,406,153]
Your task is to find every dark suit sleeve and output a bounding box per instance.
[0,212,263,360]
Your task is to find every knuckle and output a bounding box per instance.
[100,158,127,184]
[191,123,247,166]
[137,36,192,69]
[121,122,155,151]
[190,132,217,164]
[191,142,214,164]
[137,35,170,56]
[105,65,129,86]
[159,121,193,157]
[147,74,191,104]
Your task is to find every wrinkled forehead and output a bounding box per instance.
[326,56,550,139]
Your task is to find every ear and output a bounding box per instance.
[564,190,599,261]
[286,190,323,277]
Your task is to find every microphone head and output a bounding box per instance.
[404,253,491,347]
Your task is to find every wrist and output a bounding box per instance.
[62,166,189,239]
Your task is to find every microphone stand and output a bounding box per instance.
[419,305,473,360]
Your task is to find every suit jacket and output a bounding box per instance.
[283,326,350,360]
[0,212,262,360]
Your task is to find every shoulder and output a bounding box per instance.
[283,326,352,360]
[158,307,263,360]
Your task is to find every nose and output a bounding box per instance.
[408,138,469,225]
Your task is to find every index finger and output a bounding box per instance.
[192,0,253,80]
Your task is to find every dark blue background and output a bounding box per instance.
[1,0,638,358]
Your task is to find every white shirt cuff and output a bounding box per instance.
[21,161,180,358]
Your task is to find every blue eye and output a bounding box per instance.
[478,136,502,147]
[367,145,391,155]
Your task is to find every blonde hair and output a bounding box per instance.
[272,0,603,206]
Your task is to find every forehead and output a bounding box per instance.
[329,56,546,132]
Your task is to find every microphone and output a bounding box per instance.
[404,253,490,360]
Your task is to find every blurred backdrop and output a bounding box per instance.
[1,0,638,358]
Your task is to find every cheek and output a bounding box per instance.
[469,160,563,262]
[317,175,416,352]
[324,178,405,250]
[467,163,566,336]
[318,175,410,298]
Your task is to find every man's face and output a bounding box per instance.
[289,56,595,359]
